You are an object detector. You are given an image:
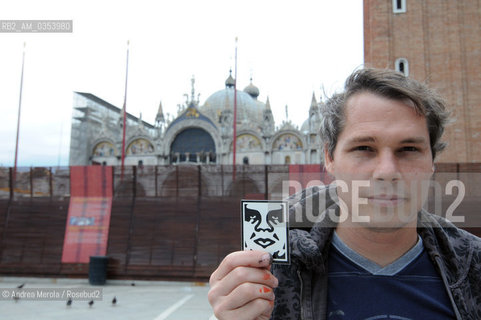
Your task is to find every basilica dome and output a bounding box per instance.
[201,74,264,128]
[244,81,259,99]
[300,118,310,133]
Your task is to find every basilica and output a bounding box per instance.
[69,72,324,166]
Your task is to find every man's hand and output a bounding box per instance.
[208,250,278,320]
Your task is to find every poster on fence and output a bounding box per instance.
[61,166,113,263]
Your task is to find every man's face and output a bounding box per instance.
[243,202,287,259]
[325,92,434,230]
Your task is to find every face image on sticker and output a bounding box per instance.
[241,200,289,264]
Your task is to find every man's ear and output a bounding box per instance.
[324,145,334,174]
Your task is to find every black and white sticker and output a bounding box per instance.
[241,200,290,264]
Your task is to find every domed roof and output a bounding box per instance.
[244,79,259,99]
[202,87,264,128]
[301,115,322,134]
[225,70,235,88]
[300,118,310,133]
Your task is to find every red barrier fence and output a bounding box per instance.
[0,164,480,280]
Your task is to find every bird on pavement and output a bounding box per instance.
[66,298,72,307]
[17,283,25,289]
[112,296,117,306]
[88,300,94,307]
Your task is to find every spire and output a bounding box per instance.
[310,92,317,108]
[184,75,200,107]
[285,105,289,120]
[262,97,274,138]
[190,75,196,104]
[225,69,235,88]
[156,100,165,124]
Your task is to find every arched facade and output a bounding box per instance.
[124,136,157,166]
[170,128,216,164]
[70,73,324,166]
[91,139,117,165]
[270,130,305,165]
[229,131,265,165]
[162,106,222,164]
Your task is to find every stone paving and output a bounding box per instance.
[0,276,217,320]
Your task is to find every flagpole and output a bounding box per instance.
[13,42,26,188]
[120,40,130,181]
[57,122,63,168]
[232,37,238,182]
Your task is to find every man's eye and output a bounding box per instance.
[354,146,373,152]
[247,215,257,223]
[401,146,419,152]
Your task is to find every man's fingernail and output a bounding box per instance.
[259,253,273,265]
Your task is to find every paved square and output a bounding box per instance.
[0,277,216,320]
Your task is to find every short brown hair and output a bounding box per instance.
[320,68,451,160]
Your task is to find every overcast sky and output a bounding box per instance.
[0,0,364,167]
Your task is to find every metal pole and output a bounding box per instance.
[120,40,130,181]
[232,37,238,181]
[13,42,26,188]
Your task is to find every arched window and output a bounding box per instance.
[395,58,409,76]
[170,128,216,164]
[243,156,249,165]
[285,156,291,165]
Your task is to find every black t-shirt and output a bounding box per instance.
[326,232,455,319]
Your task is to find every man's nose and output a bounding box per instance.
[373,150,401,182]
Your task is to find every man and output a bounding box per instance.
[208,68,481,319]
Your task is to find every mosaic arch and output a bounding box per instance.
[231,134,262,152]
[93,141,116,157]
[126,138,154,155]
[170,127,216,163]
[273,134,303,151]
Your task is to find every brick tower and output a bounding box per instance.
[364,0,481,162]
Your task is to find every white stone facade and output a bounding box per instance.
[69,74,324,166]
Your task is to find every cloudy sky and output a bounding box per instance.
[0,0,364,167]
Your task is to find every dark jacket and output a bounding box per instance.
[271,185,481,320]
